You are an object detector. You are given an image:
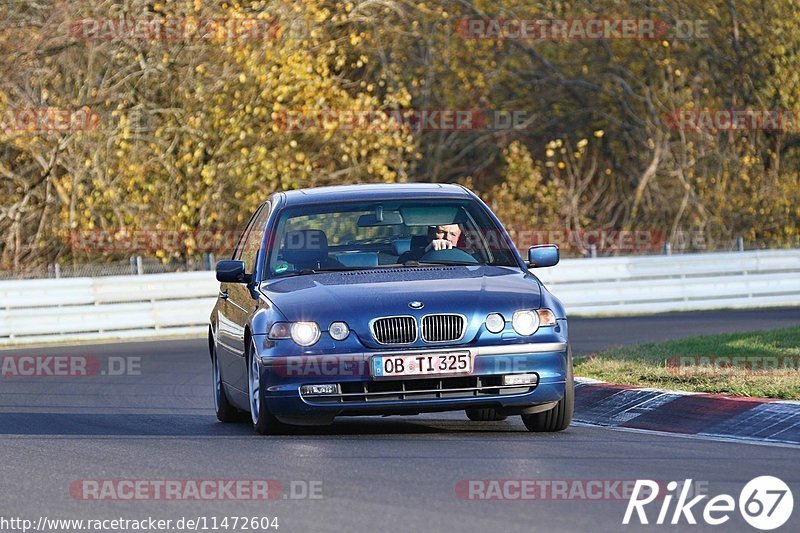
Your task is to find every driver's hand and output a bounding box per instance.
[425,239,454,252]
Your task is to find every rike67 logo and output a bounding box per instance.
[624,476,793,530]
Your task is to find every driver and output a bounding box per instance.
[398,224,464,264]
[425,224,462,251]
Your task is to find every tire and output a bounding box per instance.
[247,339,288,435]
[521,345,574,432]
[465,408,508,421]
[212,344,241,423]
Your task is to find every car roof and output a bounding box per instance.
[279,183,471,206]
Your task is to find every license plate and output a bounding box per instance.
[371,352,472,378]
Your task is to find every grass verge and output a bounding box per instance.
[574,326,800,400]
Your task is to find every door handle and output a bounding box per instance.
[219,290,229,300]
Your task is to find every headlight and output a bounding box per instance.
[290,322,320,346]
[328,321,350,341]
[512,310,540,336]
[485,313,505,333]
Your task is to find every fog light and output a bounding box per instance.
[329,321,350,341]
[485,313,505,333]
[300,384,340,395]
[502,373,538,386]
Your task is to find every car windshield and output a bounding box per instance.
[265,199,520,277]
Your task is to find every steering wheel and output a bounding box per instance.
[418,248,479,264]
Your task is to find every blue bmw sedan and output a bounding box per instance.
[209,183,572,434]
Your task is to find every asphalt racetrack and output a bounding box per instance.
[1,308,799,532]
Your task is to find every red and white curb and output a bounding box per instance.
[574,377,800,445]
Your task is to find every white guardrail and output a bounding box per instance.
[1,250,799,345]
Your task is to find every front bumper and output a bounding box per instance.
[256,341,569,423]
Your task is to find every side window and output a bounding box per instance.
[232,206,263,261]
[239,202,272,274]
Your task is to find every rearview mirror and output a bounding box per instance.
[528,244,559,268]
[216,260,251,283]
[357,211,404,227]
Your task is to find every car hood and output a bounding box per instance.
[259,265,542,349]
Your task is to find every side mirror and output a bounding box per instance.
[216,260,251,283]
[528,244,559,268]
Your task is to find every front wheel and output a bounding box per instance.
[521,346,574,432]
[247,340,288,435]
[212,344,241,423]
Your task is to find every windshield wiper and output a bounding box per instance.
[272,269,318,278]
[274,266,384,277]
[411,260,480,266]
